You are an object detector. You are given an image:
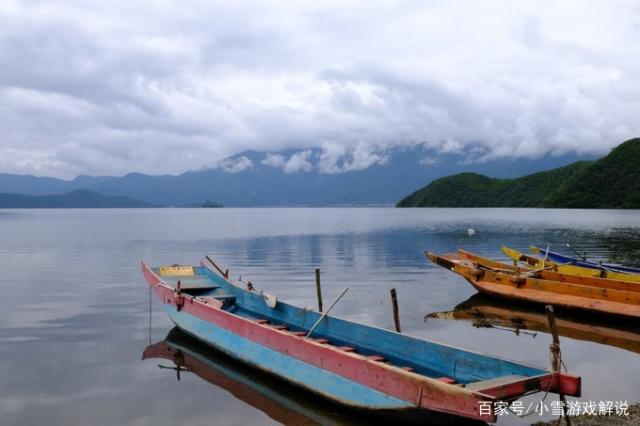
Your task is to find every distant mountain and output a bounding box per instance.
[397,138,640,208]
[0,190,157,208]
[0,145,595,207]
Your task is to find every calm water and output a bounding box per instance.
[1,208,639,425]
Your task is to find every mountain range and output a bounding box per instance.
[397,138,640,208]
[0,190,157,208]
[0,145,591,207]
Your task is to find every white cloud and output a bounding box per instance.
[0,0,639,177]
[318,141,388,174]
[283,150,313,174]
[261,153,286,168]
[216,156,253,173]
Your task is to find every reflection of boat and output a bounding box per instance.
[426,294,640,355]
[529,245,640,274]
[501,246,640,283]
[141,259,580,423]
[426,251,640,318]
[143,328,361,426]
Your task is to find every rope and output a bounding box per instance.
[506,339,569,419]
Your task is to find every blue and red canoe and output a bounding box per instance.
[530,245,640,274]
[142,257,580,422]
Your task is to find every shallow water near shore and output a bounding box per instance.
[1,208,639,425]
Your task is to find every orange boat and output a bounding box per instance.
[426,250,640,319]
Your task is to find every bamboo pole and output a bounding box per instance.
[307,288,349,337]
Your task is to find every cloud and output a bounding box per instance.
[261,153,286,168]
[318,141,388,174]
[1,0,639,177]
[215,155,253,173]
[283,150,313,174]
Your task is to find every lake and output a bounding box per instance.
[1,208,639,425]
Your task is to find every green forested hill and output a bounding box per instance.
[397,138,640,208]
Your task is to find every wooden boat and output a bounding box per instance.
[458,249,640,288]
[529,245,640,274]
[142,258,580,423]
[426,294,640,356]
[426,251,640,318]
[501,246,640,283]
[143,328,362,426]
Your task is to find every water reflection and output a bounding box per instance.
[143,328,358,426]
[2,208,639,426]
[426,294,640,355]
[143,328,482,426]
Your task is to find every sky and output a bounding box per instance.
[1,0,639,178]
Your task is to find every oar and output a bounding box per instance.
[306,288,349,337]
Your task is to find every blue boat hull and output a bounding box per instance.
[166,305,414,410]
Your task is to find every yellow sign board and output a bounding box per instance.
[159,266,194,276]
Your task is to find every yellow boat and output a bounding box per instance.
[501,246,640,283]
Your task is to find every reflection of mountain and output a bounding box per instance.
[426,294,640,355]
[0,146,588,206]
[143,328,480,426]
[600,228,640,268]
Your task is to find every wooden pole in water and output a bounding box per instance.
[315,268,323,312]
[545,305,571,426]
[390,288,402,333]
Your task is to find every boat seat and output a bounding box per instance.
[366,355,385,362]
[271,324,289,330]
[214,294,236,301]
[312,338,329,344]
[290,331,307,336]
[400,366,414,372]
[170,276,220,291]
[464,375,526,391]
[436,377,457,384]
[337,346,356,352]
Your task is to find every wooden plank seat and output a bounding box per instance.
[170,275,220,290]
[213,294,236,302]
[311,338,329,344]
[436,377,457,384]
[337,346,356,352]
[366,355,385,362]
[271,324,289,330]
